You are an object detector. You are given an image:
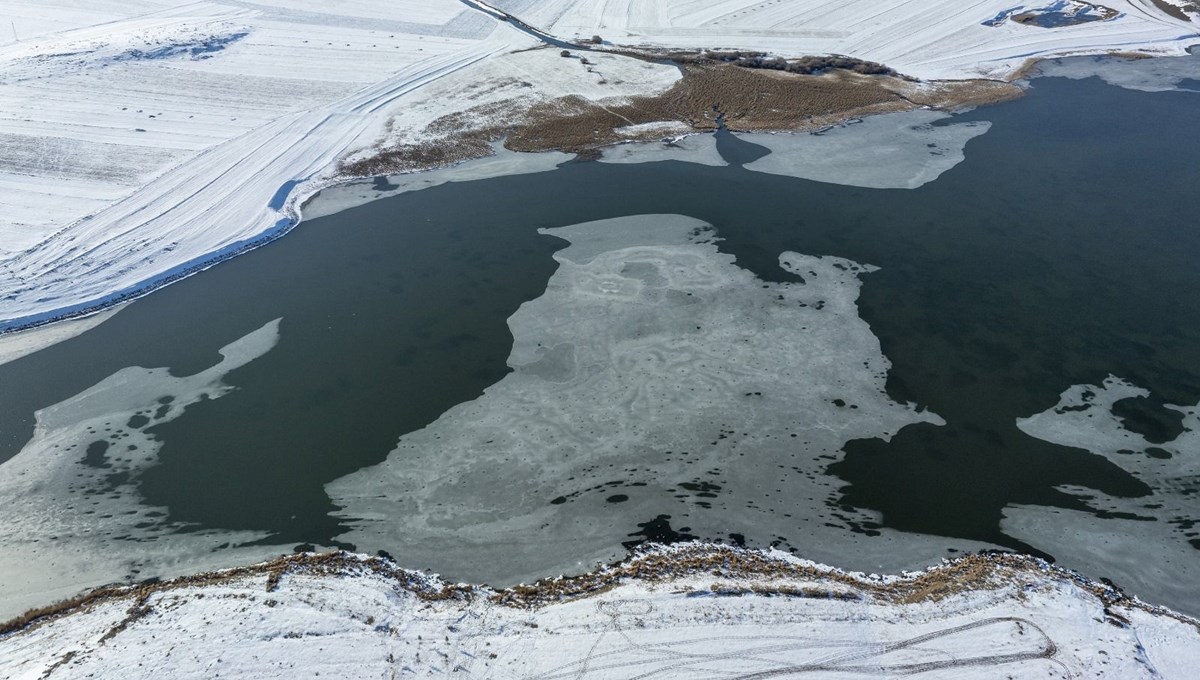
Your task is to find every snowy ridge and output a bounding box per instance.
[2,544,1198,678]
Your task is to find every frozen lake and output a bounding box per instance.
[1,56,1198,618]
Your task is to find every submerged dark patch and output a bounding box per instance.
[623,515,699,550]
[83,440,111,468]
[1111,395,1187,444]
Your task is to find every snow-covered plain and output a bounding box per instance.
[490,0,1199,80]
[2,545,1198,679]
[0,0,522,330]
[0,0,1197,332]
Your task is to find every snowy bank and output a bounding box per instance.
[2,544,1197,679]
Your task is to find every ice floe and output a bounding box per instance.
[739,110,992,189]
[1005,375,1200,616]
[0,319,293,620]
[327,214,995,587]
[1034,47,1200,91]
[598,133,728,167]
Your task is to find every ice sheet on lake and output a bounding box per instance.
[0,304,126,368]
[740,110,992,189]
[328,214,995,586]
[1005,375,1200,615]
[301,144,574,220]
[598,132,728,167]
[1034,50,1200,92]
[0,319,292,620]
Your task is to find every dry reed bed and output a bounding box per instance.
[340,59,1024,178]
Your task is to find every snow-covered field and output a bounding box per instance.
[0,0,1196,333]
[2,544,1198,679]
[490,0,1198,79]
[0,0,521,330]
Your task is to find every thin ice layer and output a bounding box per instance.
[1005,375,1200,615]
[328,214,991,586]
[0,304,126,368]
[740,110,992,189]
[0,319,292,620]
[302,143,575,220]
[1034,49,1200,92]
[598,132,728,167]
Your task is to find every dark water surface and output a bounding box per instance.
[1,73,1198,572]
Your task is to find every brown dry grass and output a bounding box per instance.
[339,137,495,176]
[885,78,1025,110]
[339,61,1027,178]
[1106,51,1157,60]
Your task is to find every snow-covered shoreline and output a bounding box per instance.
[3,543,1197,678]
[0,0,1197,336]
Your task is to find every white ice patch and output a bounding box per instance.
[0,319,293,620]
[740,110,992,189]
[598,132,728,167]
[1006,375,1200,614]
[302,143,574,220]
[1017,375,1153,452]
[0,304,125,368]
[1034,51,1200,92]
[327,214,991,587]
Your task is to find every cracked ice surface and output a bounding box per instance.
[327,214,994,586]
[1006,375,1200,615]
[0,319,292,619]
